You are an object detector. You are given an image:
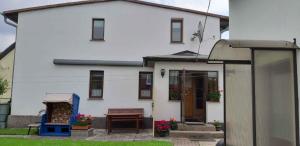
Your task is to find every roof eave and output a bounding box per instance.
[2,0,229,23]
[0,42,16,60]
[143,56,208,66]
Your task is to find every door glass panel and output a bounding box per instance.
[255,50,296,146]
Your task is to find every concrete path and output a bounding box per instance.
[87,129,220,146]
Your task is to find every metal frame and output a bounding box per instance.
[223,63,226,145]
[251,49,257,146]
[293,49,300,146]
[222,48,299,146]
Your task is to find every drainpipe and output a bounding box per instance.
[0,12,17,28]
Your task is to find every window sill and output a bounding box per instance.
[139,98,153,100]
[170,42,184,44]
[90,39,105,42]
[169,99,181,102]
[88,98,103,100]
[207,100,220,103]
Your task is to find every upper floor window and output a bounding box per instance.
[171,19,183,43]
[139,72,153,99]
[89,71,104,99]
[92,19,105,40]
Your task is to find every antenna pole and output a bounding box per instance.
[196,0,212,61]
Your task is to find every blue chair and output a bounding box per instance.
[39,93,80,136]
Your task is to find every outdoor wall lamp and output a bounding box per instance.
[160,69,165,78]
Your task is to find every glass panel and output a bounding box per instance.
[172,21,182,42]
[255,50,296,146]
[141,90,151,97]
[207,72,218,94]
[169,70,182,100]
[139,72,153,99]
[225,64,253,146]
[209,40,251,61]
[93,19,104,40]
[91,89,102,97]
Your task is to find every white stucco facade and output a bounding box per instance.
[10,0,225,122]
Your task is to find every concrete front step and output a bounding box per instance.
[177,123,216,131]
[170,130,224,139]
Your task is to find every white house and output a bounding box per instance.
[2,0,228,128]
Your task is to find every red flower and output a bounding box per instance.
[155,120,170,132]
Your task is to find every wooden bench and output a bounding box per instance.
[106,108,144,134]
[27,123,40,135]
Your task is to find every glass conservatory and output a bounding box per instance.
[209,40,299,146]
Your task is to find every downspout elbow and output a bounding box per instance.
[0,12,17,28]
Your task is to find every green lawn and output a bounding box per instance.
[0,138,172,146]
[0,128,37,135]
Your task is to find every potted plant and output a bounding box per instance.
[154,120,170,137]
[212,120,222,131]
[207,91,221,102]
[169,118,178,130]
[72,114,94,130]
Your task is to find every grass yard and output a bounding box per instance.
[0,138,172,146]
[0,128,38,135]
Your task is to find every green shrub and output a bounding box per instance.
[0,78,8,95]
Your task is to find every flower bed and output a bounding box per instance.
[72,114,94,130]
[169,118,178,130]
[154,120,170,137]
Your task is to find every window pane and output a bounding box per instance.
[171,20,182,42]
[139,72,153,99]
[93,19,104,40]
[169,70,181,100]
[207,72,218,94]
[90,71,104,98]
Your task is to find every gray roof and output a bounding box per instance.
[144,50,208,66]
[0,42,15,60]
[3,0,228,26]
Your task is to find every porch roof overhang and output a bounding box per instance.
[208,39,299,64]
[143,55,208,67]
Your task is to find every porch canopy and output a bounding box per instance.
[144,50,208,67]
[42,93,73,105]
[208,39,298,63]
[208,39,299,146]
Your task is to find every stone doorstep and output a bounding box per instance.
[177,123,216,131]
[169,130,224,139]
[71,128,95,138]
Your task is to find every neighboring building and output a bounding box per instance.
[0,43,15,103]
[2,0,228,128]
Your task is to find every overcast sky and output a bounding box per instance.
[0,0,229,52]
